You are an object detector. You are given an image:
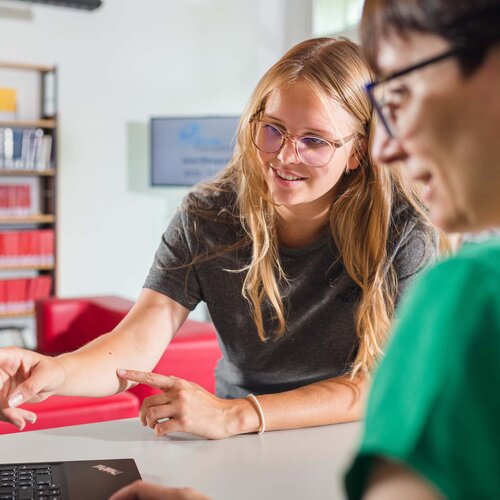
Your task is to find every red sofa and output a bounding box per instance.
[0,393,140,435]
[0,295,220,435]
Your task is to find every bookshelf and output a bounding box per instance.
[0,168,56,177]
[0,215,55,225]
[0,264,54,271]
[0,119,56,129]
[0,62,55,73]
[0,61,57,331]
[0,310,34,319]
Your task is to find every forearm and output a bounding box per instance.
[55,289,189,397]
[229,374,369,435]
[56,327,161,397]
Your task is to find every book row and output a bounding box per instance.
[0,276,52,315]
[0,127,53,170]
[0,229,54,267]
[0,184,32,216]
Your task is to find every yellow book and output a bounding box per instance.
[0,87,17,116]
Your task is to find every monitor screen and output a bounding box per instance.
[151,116,240,186]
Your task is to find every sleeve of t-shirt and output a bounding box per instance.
[344,254,500,499]
[143,208,203,311]
[390,214,438,304]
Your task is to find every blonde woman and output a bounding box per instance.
[0,38,436,439]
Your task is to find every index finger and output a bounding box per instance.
[116,369,175,390]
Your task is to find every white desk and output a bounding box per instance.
[0,418,362,499]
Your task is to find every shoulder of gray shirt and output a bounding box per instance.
[179,186,437,276]
[388,200,438,300]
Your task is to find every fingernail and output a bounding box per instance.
[27,415,37,424]
[117,369,126,376]
[15,421,25,431]
[8,394,23,408]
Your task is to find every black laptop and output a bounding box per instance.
[0,458,141,499]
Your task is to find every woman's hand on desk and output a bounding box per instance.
[110,480,211,500]
[117,369,259,439]
[0,347,66,429]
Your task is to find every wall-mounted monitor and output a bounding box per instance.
[151,116,240,187]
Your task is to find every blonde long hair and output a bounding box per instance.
[189,37,432,377]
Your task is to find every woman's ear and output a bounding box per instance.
[346,137,366,172]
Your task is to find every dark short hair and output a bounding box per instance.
[361,0,500,76]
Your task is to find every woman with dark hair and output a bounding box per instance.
[345,1,500,499]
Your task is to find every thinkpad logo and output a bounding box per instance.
[92,464,123,476]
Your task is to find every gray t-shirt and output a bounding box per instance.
[145,188,436,399]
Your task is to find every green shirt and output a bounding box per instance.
[345,239,500,500]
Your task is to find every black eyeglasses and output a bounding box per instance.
[365,47,462,138]
[250,117,356,168]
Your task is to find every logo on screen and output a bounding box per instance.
[178,123,224,149]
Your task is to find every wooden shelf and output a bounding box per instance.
[0,61,55,73]
[0,119,55,129]
[0,59,58,307]
[0,310,34,319]
[0,169,55,177]
[0,264,54,272]
[0,215,55,225]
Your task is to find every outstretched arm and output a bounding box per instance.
[117,369,368,439]
[0,288,189,428]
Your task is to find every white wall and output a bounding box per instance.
[0,0,305,318]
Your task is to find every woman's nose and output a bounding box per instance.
[277,137,301,164]
[371,125,407,165]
